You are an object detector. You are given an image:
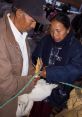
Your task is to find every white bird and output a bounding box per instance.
[16,79,58,117]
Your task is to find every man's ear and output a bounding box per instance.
[15,9,24,18]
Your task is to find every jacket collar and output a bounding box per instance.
[3,13,30,59]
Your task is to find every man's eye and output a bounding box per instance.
[32,20,36,23]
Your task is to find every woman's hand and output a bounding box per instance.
[40,67,46,78]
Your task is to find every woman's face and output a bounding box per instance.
[50,20,70,42]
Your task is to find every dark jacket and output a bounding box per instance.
[32,32,82,109]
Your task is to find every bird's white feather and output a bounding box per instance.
[16,79,58,117]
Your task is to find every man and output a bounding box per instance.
[0,0,48,117]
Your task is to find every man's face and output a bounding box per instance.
[14,9,36,32]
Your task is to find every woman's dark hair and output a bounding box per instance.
[50,12,70,29]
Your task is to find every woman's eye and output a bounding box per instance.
[55,29,61,33]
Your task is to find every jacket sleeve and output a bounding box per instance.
[46,42,82,84]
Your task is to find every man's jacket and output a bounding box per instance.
[0,14,35,117]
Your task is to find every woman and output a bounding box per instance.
[31,13,82,117]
